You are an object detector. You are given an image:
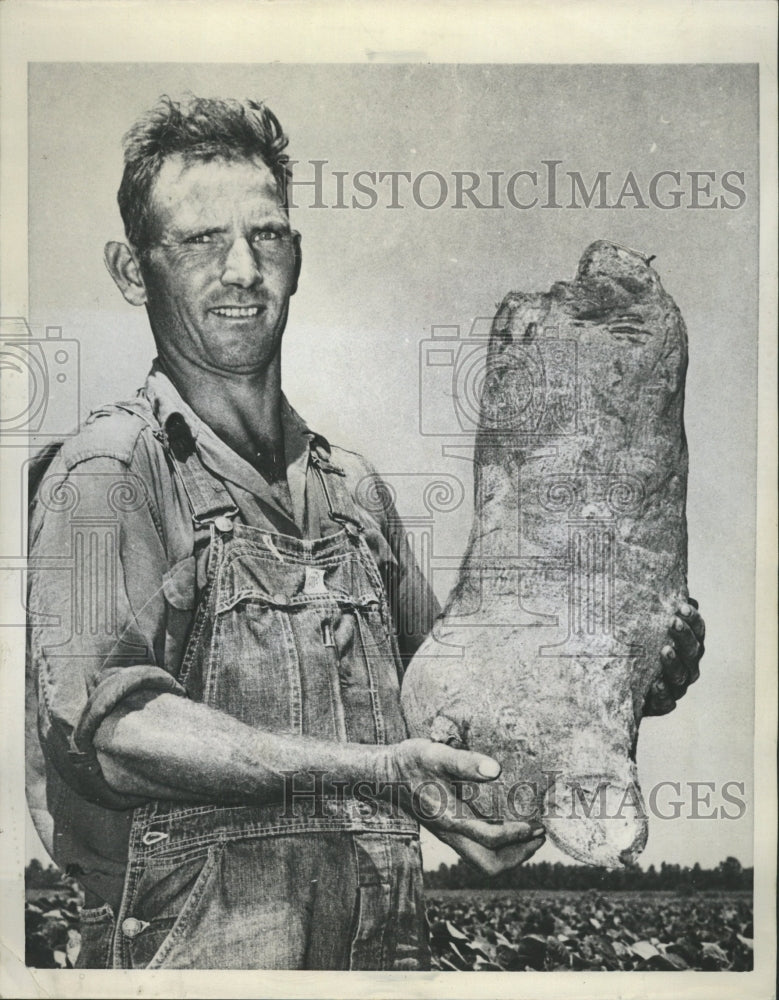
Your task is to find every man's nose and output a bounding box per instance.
[220,237,262,288]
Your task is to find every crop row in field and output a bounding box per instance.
[426,889,754,971]
[25,881,753,971]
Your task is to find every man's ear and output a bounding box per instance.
[290,231,302,296]
[104,242,148,306]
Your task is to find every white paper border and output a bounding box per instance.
[1,2,775,998]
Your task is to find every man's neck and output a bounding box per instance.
[158,354,286,476]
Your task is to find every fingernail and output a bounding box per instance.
[673,618,684,631]
[680,604,692,617]
[477,759,501,778]
[532,826,545,838]
[662,645,675,660]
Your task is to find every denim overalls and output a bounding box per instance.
[108,425,430,970]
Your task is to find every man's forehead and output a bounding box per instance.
[149,153,286,228]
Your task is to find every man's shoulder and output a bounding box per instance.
[324,443,400,526]
[56,396,157,472]
[326,444,393,503]
[28,395,165,542]
[327,443,377,481]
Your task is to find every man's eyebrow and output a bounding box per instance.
[168,218,290,240]
[253,220,292,232]
[174,225,226,239]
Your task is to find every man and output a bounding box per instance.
[26,95,704,970]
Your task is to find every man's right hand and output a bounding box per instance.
[94,694,544,875]
[374,738,546,876]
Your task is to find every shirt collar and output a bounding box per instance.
[141,360,330,527]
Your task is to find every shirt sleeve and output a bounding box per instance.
[381,492,442,663]
[28,450,188,809]
[340,452,442,663]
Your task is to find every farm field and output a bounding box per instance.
[426,889,754,971]
[26,881,753,971]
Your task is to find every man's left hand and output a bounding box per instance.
[643,598,705,716]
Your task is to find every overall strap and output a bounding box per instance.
[309,450,365,541]
[310,449,405,679]
[163,413,239,527]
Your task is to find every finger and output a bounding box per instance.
[448,818,545,850]
[437,830,545,876]
[491,836,546,868]
[678,601,706,646]
[431,744,502,783]
[644,678,677,716]
[411,771,542,842]
[408,775,500,829]
[413,780,540,841]
[435,831,507,875]
[668,616,702,670]
[660,644,690,696]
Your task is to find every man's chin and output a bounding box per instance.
[160,349,282,381]
[210,347,284,376]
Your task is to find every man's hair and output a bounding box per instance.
[117,94,291,249]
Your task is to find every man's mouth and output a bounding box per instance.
[210,306,263,319]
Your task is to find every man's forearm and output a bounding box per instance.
[93,691,546,875]
[94,691,387,806]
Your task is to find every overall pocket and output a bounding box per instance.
[206,598,303,732]
[348,834,430,971]
[353,607,408,745]
[122,843,224,970]
[76,903,115,969]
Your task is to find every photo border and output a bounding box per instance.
[1,2,775,998]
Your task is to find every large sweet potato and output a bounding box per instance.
[402,241,689,867]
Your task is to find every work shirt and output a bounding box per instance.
[27,362,439,909]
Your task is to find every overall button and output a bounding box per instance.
[272,592,288,605]
[121,917,149,939]
[213,516,234,533]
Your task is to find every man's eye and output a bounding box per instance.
[184,233,213,245]
[252,230,281,243]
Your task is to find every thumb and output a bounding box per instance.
[438,746,502,782]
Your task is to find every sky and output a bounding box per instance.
[23,62,758,872]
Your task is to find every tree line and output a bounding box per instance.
[424,856,752,892]
[27,853,753,894]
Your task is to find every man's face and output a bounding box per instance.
[138,154,300,376]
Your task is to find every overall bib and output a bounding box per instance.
[108,433,430,970]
